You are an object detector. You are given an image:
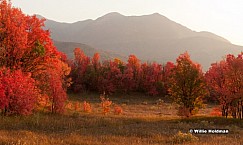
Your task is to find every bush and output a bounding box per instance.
[83,101,92,113]
[210,107,221,117]
[113,105,123,115]
[0,69,39,115]
[171,131,199,144]
[100,95,112,115]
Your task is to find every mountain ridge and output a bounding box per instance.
[39,12,243,70]
[53,40,127,61]
[39,12,230,43]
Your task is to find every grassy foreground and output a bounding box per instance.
[0,93,242,145]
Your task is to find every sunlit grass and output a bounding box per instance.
[0,93,242,145]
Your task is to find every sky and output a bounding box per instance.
[11,0,243,46]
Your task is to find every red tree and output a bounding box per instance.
[127,55,141,91]
[206,54,243,119]
[70,48,90,92]
[0,0,69,114]
[161,62,175,95]
[140,62,163,96]
[97,60,122,94]
[205,61,230,117]
[86,53,101,91]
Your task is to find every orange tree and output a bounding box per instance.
[168,52,207,117]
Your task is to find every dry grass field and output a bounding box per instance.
[0,93,243,145]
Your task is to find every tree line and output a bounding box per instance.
[69,47,243,119]
[1,0,243,119]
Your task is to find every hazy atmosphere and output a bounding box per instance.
[1,1,243,144]
[12,0,243,46]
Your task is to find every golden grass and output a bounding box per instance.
[0,93,242,145]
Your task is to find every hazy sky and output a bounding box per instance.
[11,0,243,46]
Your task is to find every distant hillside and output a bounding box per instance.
[53,40,127,61]
[41,13,243,70]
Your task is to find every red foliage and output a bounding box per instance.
[92,53,100,70]
[100,95,112,115]
[69,51,175,96]
[70,48,90,92]
[0,1,69,115]
[0,68,39,115]
[83,101,92,113]
[0,83,5,110]
[48,72,67,113]
[127,55,141,90]
[210,107,222,117]
[140,62,163,95]
[119,65,135,93]
[0,0,59,72]
[114,105,123,115]
[206,54,243,119]
[205,61,229,102]
[162,62,175,93]
[97,60,122,94]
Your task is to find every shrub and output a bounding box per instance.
[210,107,222,117]
[65,102,74,111]
[171,131,199,144]
[114,105,123,115]
[100,95,112,115]
[83,101,92,113]
[74,101,81,112]
[0,69,39,115]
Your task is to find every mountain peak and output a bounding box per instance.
[147,13,169,20]
[97,12,124,20]
[35,14,45,19]
[151,12,161,16]
[43,12,243,70]
[104,12,123,17]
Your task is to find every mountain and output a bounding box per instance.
[41,12,243,70]
[53,41,127,61]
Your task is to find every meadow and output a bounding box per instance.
[1,1,243,145]
[0,93,242,145]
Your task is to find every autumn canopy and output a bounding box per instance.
[1,0,243,119]
[0,0,70,115]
